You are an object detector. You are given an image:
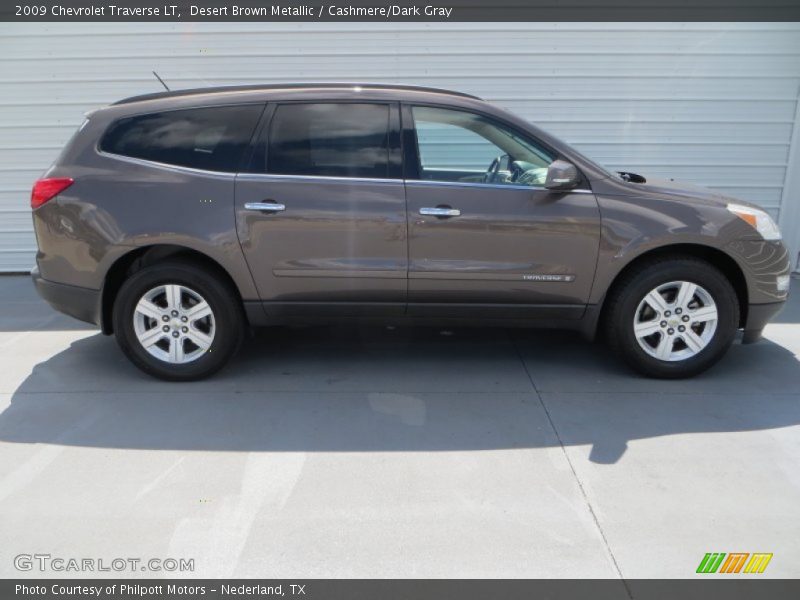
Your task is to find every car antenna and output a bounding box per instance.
[152,71,170,91]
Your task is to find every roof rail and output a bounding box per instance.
[113,82,483,105]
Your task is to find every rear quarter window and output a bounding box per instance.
[99,105,263,172]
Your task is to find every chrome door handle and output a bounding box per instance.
[419,207,461,217]
[244,202,286,212]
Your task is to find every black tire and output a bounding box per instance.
[112,261,244,381]
[604,256,740,378]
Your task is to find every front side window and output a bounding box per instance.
[266,103,390,179]
[100,105,263,172]
[411,106,555,187]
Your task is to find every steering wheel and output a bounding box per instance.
[508,161,525,183]
[485,154,509,184]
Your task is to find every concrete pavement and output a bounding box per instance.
[0,274,798,579]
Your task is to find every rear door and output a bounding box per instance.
[235,101,406,317]
[403,104,600,319]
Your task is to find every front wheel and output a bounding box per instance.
[604,257,740,378]
[112,261,244,381]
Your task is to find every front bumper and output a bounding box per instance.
[741,301,786,344]
[31,267,102,327]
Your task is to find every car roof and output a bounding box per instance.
[113,83,483,106]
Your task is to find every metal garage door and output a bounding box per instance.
[1,22,798,272]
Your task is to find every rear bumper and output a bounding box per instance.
[32,267,101,327]
[741,301,785,344]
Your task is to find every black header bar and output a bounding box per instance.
[4,0,800,22]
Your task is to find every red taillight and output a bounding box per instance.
[31,177,74,209]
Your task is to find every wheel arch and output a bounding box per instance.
[100,244,245,334]
[597,243,748,334]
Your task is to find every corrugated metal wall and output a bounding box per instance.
[1,22,799,272]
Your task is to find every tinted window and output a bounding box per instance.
[100,105,263,172]
[266,103,390,179]
[412,106,554,187]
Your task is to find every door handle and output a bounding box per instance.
[244,201,286,213]
[419,207,461,218]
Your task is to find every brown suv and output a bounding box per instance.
[30,84,791,380]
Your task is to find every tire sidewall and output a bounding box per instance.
[113,264,242,381]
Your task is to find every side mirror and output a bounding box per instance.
[544,160,579,190]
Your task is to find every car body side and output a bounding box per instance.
[31,86,791,341]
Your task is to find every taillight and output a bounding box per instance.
[31,177,74,209]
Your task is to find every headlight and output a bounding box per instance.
[726,203,782,241]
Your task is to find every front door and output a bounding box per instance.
[403,104,600,319]
[235,102,406,317]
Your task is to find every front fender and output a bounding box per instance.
[589,193,759,305]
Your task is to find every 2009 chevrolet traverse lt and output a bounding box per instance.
[30,84,791,380]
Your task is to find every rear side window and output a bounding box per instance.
[265,103,390,179]
[100,105,263,172]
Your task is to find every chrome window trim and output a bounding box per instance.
[237,172,404,185]
[404,179,594,193]
[97,149,236,180]
[97,152,592,194]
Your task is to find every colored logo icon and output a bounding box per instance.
[696,552,773,574]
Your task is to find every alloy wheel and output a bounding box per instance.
[633,280,718,362]
[132,284,215,364]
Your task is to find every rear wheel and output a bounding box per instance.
[113,261,244,381]
[605,257,739,378]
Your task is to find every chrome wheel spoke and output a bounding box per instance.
[138,327,166,348]
[169,337,185,363]
[186,329,212,351]
[681,329,705,353]
[165,284,183,311]
[674,281,697,310]
[634,319,661,337]
[134,298,163,321]
[643,290,668,313]
[654,334,673,360]
[690,305,717,323]
[184,300,212,321]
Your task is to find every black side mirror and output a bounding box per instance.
[544,159,579,190]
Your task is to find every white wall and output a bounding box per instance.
[1,22,799,271]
